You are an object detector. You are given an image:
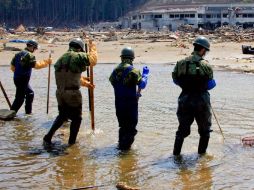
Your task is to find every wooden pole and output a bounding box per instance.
[89,64,95,131]
[46,50,52,114]
[0,81,11,109]
[85,40,95,131]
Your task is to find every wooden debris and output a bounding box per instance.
[116,182,140,190]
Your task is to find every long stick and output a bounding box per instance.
[85,42,95,131]
[46,51,52,114]
[0,81,11,108]
[89,65,95,131]
[211,105,225,140]
[85,44,92,112]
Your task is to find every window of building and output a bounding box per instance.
[190,14,195,18]
[217,14,221,18]
[248,14,254,18]
[170,14,174,18]
[243,14,247,18]
[180,14,184,18]
[154,14,162,18]
[198,14,203,18]
[184,14,190,18]
[132,16,137,20]
[175,14,179,18]
[206,14,211,18]
[223,14,228,18]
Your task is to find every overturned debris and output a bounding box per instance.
[242,45,254,55]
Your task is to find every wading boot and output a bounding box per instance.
[43,116,65,146]
[173,137,184,156]
[198,136,210,154]
[68,119,81,145]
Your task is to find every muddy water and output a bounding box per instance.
[0,63,254,190]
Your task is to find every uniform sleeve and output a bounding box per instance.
[172,62,178,81]
[10,55,16,72]
[88,42,98,67]
[22,53,36,68]
[78,53,89,72]
[109,71,115,85]
[200,60,213,79]
[130,68,142,85]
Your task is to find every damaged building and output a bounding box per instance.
[120,3,254,31]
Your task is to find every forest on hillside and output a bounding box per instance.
[0,0,147,27]
[0,0,252,27]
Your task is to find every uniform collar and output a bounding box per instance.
[24,47,33,53]
[191,51,203,62]
[121,59,133,66]
[68,47,78,52]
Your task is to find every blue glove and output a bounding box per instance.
[207,79,216,90]
[138,66,149,89]
[142,66,149,77]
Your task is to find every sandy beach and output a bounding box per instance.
[1,38,254,73]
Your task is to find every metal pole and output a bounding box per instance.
[0,81,11,108]
[211,105,225,140]
[46,50,52,114]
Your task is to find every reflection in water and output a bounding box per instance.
[172,155,213,190]
[117,150,140,188]
[54,145,96,189]
[1,65,254,189]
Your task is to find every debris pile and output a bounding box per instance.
[1,24,254,52]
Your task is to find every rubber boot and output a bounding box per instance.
[68,119,81,145]
[173,137,184,156]
[43,116,65,145]
[198,136,210,154]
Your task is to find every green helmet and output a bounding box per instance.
[120,47,135,59]
[26,39,38,49]
[69,38,85,52]
[193,36,210,51]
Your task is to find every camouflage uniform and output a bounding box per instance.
[44,47,90,145]
[10,48,36,114]
[109,59,142,150]
[172,51,214,154]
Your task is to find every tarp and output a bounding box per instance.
[9,39,28,43]
[0,109,16,120]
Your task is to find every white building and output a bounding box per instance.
[121,3,254,31]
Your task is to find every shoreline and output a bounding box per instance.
[1,39,254,74]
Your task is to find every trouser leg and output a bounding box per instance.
[173,137,184,156]
[195,93,212,154]
[68,119,82,145]
[198,136,210,154]
[174,93,194,155]
[68,106,82,145]
[11,78,27,113]
[117,100,138,150]
[25,84,34,114]
[44,115,65,144]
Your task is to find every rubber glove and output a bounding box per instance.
[138,66,149,89]
[34,58,52,69]
[207,79,216,90]
[80,76,95,89]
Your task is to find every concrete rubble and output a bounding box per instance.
[0,25,254,53]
